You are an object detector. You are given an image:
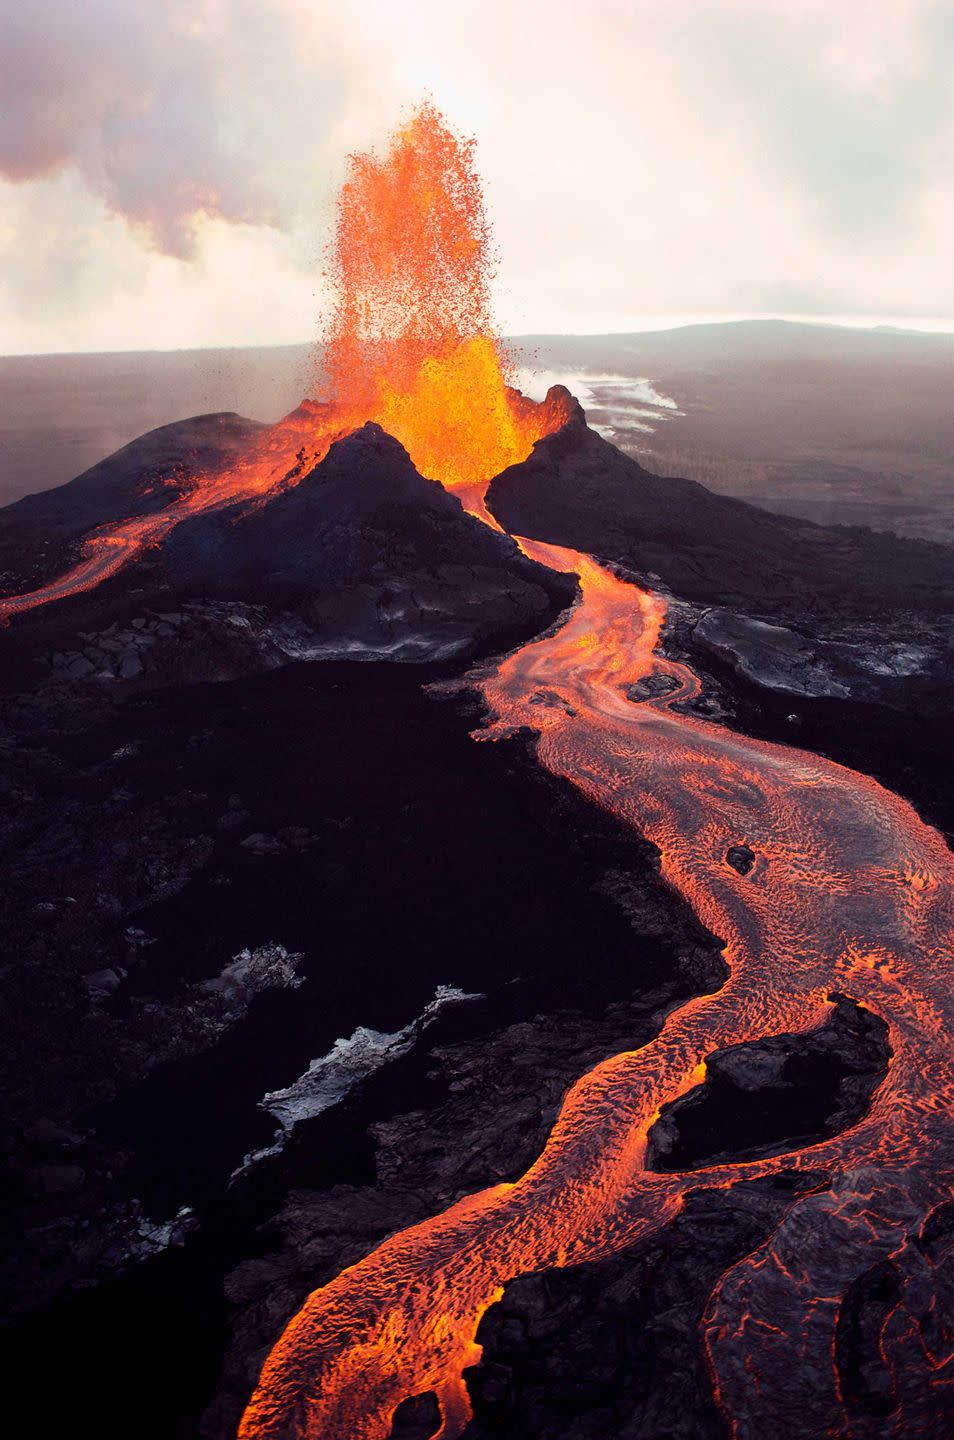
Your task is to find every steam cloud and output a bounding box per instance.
[0,0,349,257]
[1,0,952,352]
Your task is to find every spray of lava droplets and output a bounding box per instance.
[1,101,951,1440]
[0,103,569,623]
[323,101,563,504]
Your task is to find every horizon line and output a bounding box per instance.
[3,312,954,361]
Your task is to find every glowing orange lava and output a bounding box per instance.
[3,101,951,1439]
[238,547,954,1439]
[0,104,568,623]
[324,102,556,495]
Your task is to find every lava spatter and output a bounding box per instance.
[323,102,559,494]
[238,545,954,1439]
[0,105,569,624]
[3,100,950,1439]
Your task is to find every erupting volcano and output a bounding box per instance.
[0,103,570,624]
[2,99,952,1440]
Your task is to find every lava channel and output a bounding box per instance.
[237,541,954,1439]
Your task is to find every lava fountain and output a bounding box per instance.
[2,98,950,1439]
[0,103,570,622]
[322,102,568,505]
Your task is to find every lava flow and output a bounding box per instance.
[238,546,953,1438]
[3,98,951,1436]
[0,103,569,624]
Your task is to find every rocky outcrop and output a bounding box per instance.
[3,421,577,677]
[486,416,954,625]
[647,996,890,1171]
[152,422,574,661]
[197,942,304,1020]
[693,609,849,697]
[692,608,943,701]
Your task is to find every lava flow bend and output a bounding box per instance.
[239,542,953,1438]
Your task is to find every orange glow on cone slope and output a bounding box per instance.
[0,104,570,622]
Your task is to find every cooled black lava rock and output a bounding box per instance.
[626,670,680,702]
[0,413,262,594]
[391,1392,442,1437]
[154,422,574,658]
[485,413,954,623]
[647,996,890,1170]
[725,844,755,876]
[1,421,577,674]
[694,609,849,697]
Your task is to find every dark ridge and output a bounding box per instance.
[0,412,263,594]
[487,418,954,623]
[158,421,552,598]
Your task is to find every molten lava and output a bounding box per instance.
[238,546,954,1440]
[0,103,569,623]
[324,102,553,494]
[2,100,951,1440]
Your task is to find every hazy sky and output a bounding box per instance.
[2,0,953,354]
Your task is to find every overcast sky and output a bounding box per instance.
[2,0,953,354]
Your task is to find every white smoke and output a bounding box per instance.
[0,0,360,257]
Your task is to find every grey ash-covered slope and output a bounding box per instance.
[486,409,954,623]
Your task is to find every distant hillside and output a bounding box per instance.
[2,320,953,543]
[0,345,312,506]
[515,320,954,544]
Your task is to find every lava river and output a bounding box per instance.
[239,541,954,1439]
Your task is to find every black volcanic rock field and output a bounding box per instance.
[487,409,954,624]
[1,400,952,1439]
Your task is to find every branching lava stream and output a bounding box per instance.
[2,101,950,1434]
[239,541,954,1438]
